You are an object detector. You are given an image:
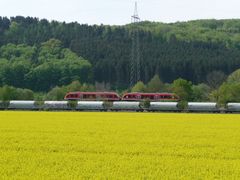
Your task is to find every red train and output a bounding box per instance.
[122,92,179,101]
[64,92,121,101]
[64,92,179,101]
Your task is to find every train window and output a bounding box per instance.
[90,95,96,99]
[165,95,171,99]
[83,94,91,98]
[106,95,112,98]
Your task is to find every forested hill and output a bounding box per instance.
[1,16,240,90]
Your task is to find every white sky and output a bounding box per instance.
[1,0,240,25]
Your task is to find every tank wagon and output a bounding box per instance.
[111,101,143,111]
[76,101,105,111]
[8,101,37,110]
[187,102,219,112]
[149,102,179,112]
[226,103,240,113]
[44,101,69,110]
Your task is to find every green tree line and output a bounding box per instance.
[2,69,240,107]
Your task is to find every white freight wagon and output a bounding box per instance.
[76,101,105,110]
[9,101,36,110]
[226,103,240,112]
[44,101,69,110]
[149,102,179,111]
[112,101,142,111]
[187,102,218,112]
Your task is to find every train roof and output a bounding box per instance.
[66,92,119,95]
[123,92,176,95]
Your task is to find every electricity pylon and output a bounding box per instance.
[130,2,141,88]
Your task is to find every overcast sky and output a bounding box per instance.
[1,0,240,25]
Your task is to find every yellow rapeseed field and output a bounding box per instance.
[0,111,240,179]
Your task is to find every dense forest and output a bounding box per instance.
[1,16,240,103]
[1,16,240,90]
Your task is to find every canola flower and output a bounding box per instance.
[0,111,240,179]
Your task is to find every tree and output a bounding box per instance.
[0,85,34,100]
[0,85,17,100]
[95,82,111,91]
[0,59,9,86]
[45,80,95,100]
[80,83,95,92]
[45,86,66,100]
[0,43,36,61]
[227,69,240,84]
[16,88,34,100]
[38,38,63,63]
[131,81,146,92]
[206,71,226,89]
[192,83,211,102]
[4,21,21,44]
[173,78,193,101]
[146,75,163,92]
[217,82,240,105]
[57,58,92,85]
[2,60,31,88]
[66,81,82,92]
[25,62,62,91]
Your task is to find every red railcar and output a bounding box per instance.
[122,92,179,101]
[64,92,121,101]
